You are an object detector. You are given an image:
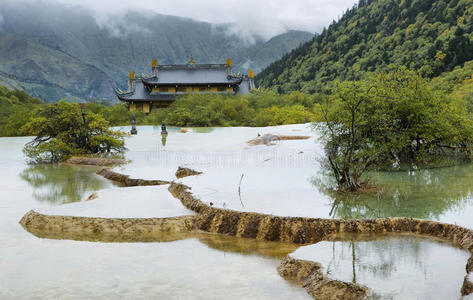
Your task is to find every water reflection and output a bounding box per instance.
[191,127,215,133]
[20,164,114,204]
[24,222,299,259]
[146,126,215,135]
[161,133,168,147]
[314,164,473,220]
[292,233,469,300]
[197,233,299,258]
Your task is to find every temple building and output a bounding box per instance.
[115,58,256,113]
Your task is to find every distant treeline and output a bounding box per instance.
[0,88,321,136]
[0,86,43,136]
[69,90,322,128]
[142,91,320,127]
[1,60,472,137]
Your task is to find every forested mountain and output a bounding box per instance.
[0,1,312,102]
[257,0,473,94]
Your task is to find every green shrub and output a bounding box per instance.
[23,101,125,163]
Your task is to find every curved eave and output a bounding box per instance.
[116,92,134,101]
[116,94,130,101]
[115,88,134,98]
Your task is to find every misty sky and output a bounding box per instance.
[54,0,358,40]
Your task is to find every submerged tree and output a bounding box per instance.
[317,80,381,191]
[22,101,126,163]
[317,68,473,191]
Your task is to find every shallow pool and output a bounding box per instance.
[3,125,473,298]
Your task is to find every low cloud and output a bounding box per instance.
[53,0,357,40]
[1,0,357,41]
[92,12,152,37]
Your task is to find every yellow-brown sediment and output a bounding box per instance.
[96,168,170,186]
[65,156,126,166]
[175,166,202,179]
[247,134,310,146]
[168,182,473,298]
[19,169,473,299]
[19,210,196,242]
[168,182,473,248]
[277,257,368,299]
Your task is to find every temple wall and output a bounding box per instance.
[143,103,150,113]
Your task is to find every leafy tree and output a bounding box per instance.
[257,0,473,94]
[22,101,125,163]
[317,80,380,191]
[317,68,473,191]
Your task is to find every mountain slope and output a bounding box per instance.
[0,1,312,102]
[0,33,115,101]
[257,0,473,94]
[245,30,314,73]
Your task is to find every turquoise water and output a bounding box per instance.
[0,131,308,299]
[2,125,473,299]
[291,233,470,300]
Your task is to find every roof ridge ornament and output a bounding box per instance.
[152,58,158,77]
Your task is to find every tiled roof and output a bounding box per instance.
[142,66,240,85]
[116,63,252,102]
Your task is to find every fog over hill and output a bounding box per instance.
[0,1,313,102]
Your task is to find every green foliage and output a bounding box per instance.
[147,91,320,127]
[0,86,43,136]
[22,101,125,163]
[431,60,473,92]
[0,86,322,137]
[84,102,148,126]
[431,60,473,111]
[317,68,473,191]
[257,0,473,94]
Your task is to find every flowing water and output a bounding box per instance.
[1,125,473,299]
